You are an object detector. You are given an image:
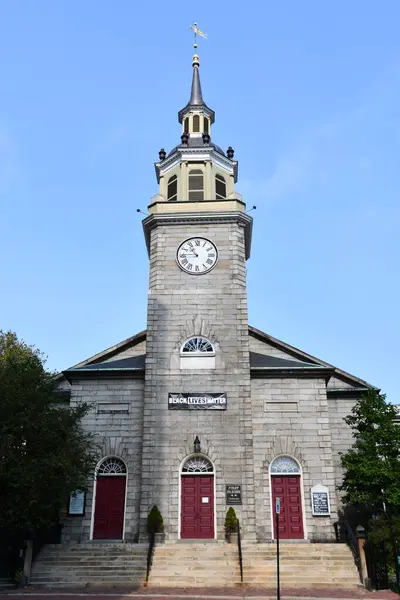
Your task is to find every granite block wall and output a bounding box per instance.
[140,217,256,541]
[251,377,338,542]
[61,377,144,542]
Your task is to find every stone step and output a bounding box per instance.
[33,558,147,565]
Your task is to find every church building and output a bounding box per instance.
[58,49,375,547]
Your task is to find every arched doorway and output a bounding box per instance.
[270,456,304,540]
[92,457,127,540]
[180,455,215,539]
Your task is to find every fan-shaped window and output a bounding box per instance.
[180,336,216,370]
[204,117,209,135]
[182,456,214,473]
[270,456,300,474]
[97,457,127,475]
[167,174,178,201]
[184,117,189,134]
[215,174,226,199]
[188,169,204,201]
[193,114,200,132]
[181,337,214,354]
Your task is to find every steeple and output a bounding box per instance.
[150,26,243,215]
[189,54,204,105]
[178,53,215,126]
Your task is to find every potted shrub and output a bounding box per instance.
[224,507,238,543]
[147,505,164,544]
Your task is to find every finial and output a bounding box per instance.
[158,148,166,161]
[227,146,235,159]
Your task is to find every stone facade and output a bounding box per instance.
[58,53,377,545]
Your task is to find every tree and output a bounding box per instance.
[0,331,97,537]
[339,389,400,512]
[339,389,400,586]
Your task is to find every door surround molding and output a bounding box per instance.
[90,455,128,541]
[268,454,307,540]
[178,453,216,540]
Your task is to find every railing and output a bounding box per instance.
[145,531,155,585]
[334,520,362,582]
[237,521,243,583]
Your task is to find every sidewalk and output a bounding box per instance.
[1,586,399,600]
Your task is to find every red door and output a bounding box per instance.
[272,475,304,539]
[93,476,126,539]
[181,475,214,539]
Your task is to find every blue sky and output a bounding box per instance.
[1,1,399,402]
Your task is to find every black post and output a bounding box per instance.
[387,507,400,587]
[276,511,281,600]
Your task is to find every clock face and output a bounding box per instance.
[176,237,218,275]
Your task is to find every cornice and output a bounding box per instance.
[251,367,335,382]
[142,210,253,259]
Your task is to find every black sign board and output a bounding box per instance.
[311,491,330,516]
[168,392,227,410]
[226,484,242,505]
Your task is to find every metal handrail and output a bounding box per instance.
[334,520,362,582]
[145,531,155,584]
[237,521,243,583]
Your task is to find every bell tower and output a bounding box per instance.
[139,44,256,541]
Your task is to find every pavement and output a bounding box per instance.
[0,587,398,600]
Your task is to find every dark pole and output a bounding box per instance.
[276,510,281,600]
[387,506,400,587]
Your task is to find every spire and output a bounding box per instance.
[178,52,215,124]
[189,54,204,106]
[178,23,215,124]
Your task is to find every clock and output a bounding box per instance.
[176,237,218,275]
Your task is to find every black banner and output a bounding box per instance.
[226,484,242,505]
[168,392,227,410]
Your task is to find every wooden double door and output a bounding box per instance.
[181,475,214,539]
[93,476,126,540]
[271,475,304,539]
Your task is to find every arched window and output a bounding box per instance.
[167,174,178,201]
[193,114,200,132]
[181,336,215,355]
[97,457,127,476]
[270,456,300,474]
[188,169,204,201]
[182,456,214,473]
[184,117,189,134]
[204,117,209,135]
[215,174,226,199]
[180,336,216,370]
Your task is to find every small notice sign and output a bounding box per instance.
[202,497,209,503]
[276,497,281,514]
[68,491,86,516]
[168,392,227,410]
[311,484,330,516]
[226,484,242,505]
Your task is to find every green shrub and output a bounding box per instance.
[224,507,238,535]
[147,505,164,533]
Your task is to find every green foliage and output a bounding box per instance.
[224,507,238,534]
[147,505,164,533]
[338,389,400,511]
[0,331,97,537]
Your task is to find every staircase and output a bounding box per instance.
[149,541,242,587]
[30,543,148,587]
[30,541,361,590]
[242,542,361,589]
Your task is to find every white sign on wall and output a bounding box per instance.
[311,484,330,516]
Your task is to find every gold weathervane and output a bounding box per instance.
[189,22,207,67]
